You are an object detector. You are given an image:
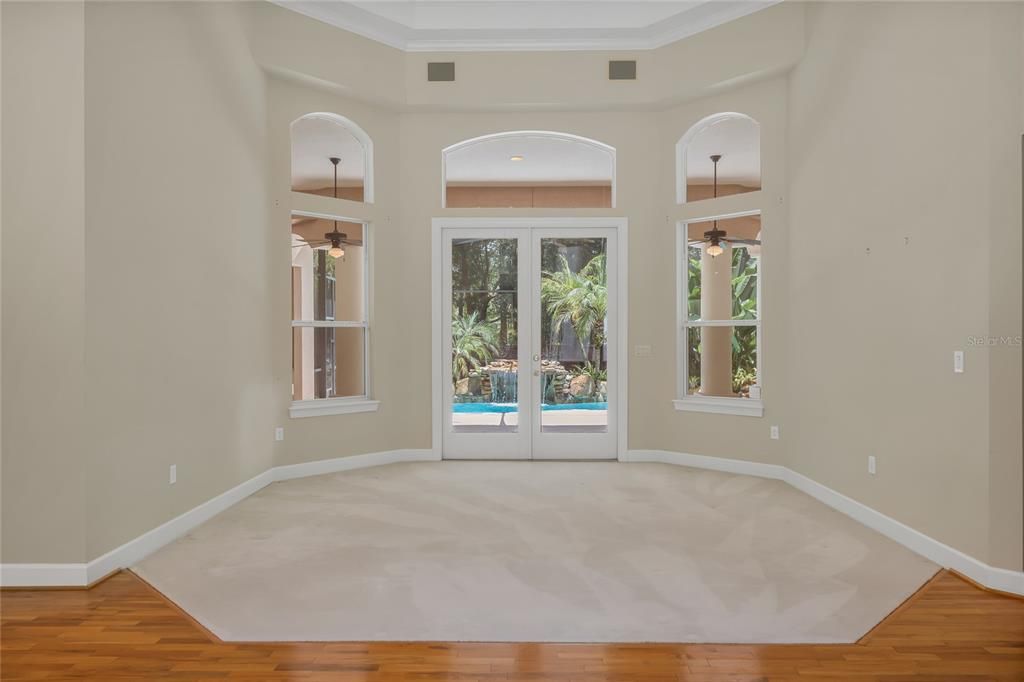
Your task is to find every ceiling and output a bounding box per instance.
[445,133,613,184]
[272,0,780,52]
[291,116,366,189]
[686,116,759,185]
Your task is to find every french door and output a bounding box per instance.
[441,225,619,460]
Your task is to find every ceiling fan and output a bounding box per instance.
[688,154,761,257]
[292,156,363,259]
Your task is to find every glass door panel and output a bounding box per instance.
[537,237,609,433]
[441,226,617,461]
[443,231,531,459]
[531,229,617,460]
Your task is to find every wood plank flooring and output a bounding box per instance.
[2,569,1023,680]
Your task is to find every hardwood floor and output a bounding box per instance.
[2,570,1022,681]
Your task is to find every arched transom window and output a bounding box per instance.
[442,131,615,208]
[676,112,759,205]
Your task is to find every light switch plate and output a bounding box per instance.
[954,350,964,373]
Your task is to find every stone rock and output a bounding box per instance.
[568,375,593,398]
[455,377,470,395]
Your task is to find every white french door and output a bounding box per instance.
[440,222,620,460]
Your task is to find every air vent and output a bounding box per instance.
[427,62,456,82]
[608,60,637,80]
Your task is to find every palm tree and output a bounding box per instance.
[540,254,607,363]
[451,312,499,381]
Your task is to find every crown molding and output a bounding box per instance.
[271,1,781,53]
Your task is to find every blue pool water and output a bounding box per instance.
[453,402,607,414]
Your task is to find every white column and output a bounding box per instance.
[699,242,734,397]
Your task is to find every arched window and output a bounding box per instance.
[442,131,615,208]
[676,113,759,204]
[289,111,376,418]
[675,112,763,417]
[291,113,374,203]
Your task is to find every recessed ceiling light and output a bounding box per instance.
[509,155,524,161]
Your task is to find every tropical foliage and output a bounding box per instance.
[452,312,499,381]
[540,254,608,364]
[686,245,759,393]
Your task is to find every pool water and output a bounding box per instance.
[452,402,607,414]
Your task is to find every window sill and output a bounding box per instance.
[673,396,764,417]
[290,398,381,419]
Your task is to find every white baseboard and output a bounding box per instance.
[626,448,1024,597]
[621,449,787,480]
[5,447,1022,596]
[84,469,278,586]
[1,448,440,587]
[274,448,437,481]
[0,563,88,588]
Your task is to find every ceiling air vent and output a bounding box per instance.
[427,62,456,82]
[608,60,637,80]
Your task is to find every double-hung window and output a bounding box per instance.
[290,214,376,417]
[676,213,762,417]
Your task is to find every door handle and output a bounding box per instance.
[533,354,540,362]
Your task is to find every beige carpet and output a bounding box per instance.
[134,462,937,643]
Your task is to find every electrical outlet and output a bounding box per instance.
[770,425,780,440]
[169,464,177,485]
[634,344,651,357]
[275,427,285,442]
[868,456,876,475]
[953,350,964,373]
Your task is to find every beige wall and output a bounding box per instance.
[1,1,88,564]
[1,1,1020,574]
[786,2,1023,570]
[80,0,276,559]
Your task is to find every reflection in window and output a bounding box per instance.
[677,113,760,204]
[291,113,372,203]
[291,215,367,401]
[682,214,761,399]
[443,131,615,208]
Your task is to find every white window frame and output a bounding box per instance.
[675,208,763,417]
[440,130,617,209]
[291,112,375,204]
[289,209,378,419]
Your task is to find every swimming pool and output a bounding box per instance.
[452,402,607,414]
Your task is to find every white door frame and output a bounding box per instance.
[431,216,629,461]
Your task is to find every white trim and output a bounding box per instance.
[274,448,437,481]
[621,449,785,479]
[677,209,763,406]
[685,319,758,328]
[5,448,1023,595]
[291,320,367,328]
[431,217,628,461]
[1,449,438,587]
[675,112,760,205]
[290,211,374,406]
[271,1,780,53]
[673,396,764,417]
[440,131,616,209]
[623,449,1024,597]
[85,469,277,585]
[289,398,380,418]
[291,113,374,204]
[0,564,89,588]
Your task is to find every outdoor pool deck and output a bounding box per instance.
[451,409,608,429]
